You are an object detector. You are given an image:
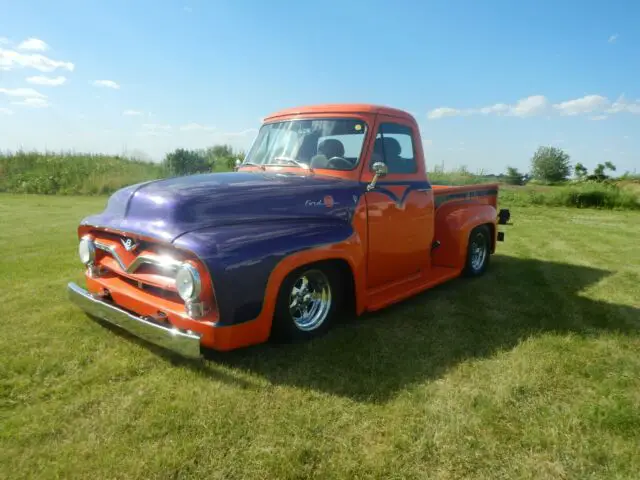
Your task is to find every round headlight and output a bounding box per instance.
[175,264,201,301]
[79,237,96,265]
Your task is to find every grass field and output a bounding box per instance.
[1,194,639,479]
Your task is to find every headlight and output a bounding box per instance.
[175,264,201,301]
[79,236,96,265]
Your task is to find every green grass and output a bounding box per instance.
[2,196,640,479]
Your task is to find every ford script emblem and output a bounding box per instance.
[121,237,138,252]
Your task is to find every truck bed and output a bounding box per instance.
[432,183,499,209]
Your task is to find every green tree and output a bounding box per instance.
[504,166,524,185]
[592,161,616,181]
[530,146,571,183]
[201,144,245,171]
[574,162,588,179]
[163,148,208,176]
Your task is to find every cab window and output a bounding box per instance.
[370,123,417,174]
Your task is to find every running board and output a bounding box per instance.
[366,266,460,312]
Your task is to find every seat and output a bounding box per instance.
[310,139,346,169]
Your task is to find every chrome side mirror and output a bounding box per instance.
[367,162,388,191]
[234,159,242,171]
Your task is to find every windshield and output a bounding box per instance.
[243,118,368,171]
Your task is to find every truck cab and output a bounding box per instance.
[67,104,508,357]
[240,104,501,301]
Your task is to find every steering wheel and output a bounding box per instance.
[326,156,353,170]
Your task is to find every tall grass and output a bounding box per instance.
[427,166,499,185]
[0,151,168,195]
[500,182,640,210]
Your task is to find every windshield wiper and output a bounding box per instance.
[271,156,313,173]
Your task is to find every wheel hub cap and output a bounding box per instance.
[289,270,332,331]
[470,235,487,271]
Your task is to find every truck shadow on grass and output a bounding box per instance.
[101,254,639,402]
[206,254,639,403]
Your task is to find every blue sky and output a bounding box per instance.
[1,0,638,174]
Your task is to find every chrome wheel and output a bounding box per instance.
[470,232,488,271]
[288,269,332,331]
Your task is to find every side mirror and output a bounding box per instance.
[234,159,242,171]
[367,162,388,191]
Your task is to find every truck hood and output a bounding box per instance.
[81,171,363,242]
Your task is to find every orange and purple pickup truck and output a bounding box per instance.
[68,104,511,358]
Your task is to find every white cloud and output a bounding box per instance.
[0,47,74,72]
[143,123,172,130]
[553,95,608,116]
[0,37,9,45]
[123,109,143,116]
[606,95,640,114]
[11,97,50,108]
[91,80,120,89]
[18,38,49,51]
[428,92,640,120]
[0,87,46,98]
[608,34,619,43]
[1,86,50,108]
[26,75,66,86]
[139,124,172,136]
[180,122,216,131]
[508,95,548,117]
[427,107,463,119]
[220,128,259,137]
[479,103,510,115]
[0,107,13,115]
[428,95,548,119]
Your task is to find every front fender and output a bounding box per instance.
[172,219,364,328]
[432,203,497,269]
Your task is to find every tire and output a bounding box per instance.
[271,263,343,342]
[463,225,491,277]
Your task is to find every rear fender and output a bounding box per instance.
[432,203,497,269]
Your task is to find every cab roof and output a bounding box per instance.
[264,103,416,123]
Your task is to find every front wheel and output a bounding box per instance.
[271,264,343,342]
[463,225,491,277]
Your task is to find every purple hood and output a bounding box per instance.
[81,171,363,242]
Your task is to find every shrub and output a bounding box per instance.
[504,166,524,185]
[530,146,571,183]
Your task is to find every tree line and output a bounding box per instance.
[503,146,628,185]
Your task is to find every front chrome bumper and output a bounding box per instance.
[67,282,202,358]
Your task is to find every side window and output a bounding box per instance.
[371,123,417,174]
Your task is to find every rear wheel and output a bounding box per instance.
[271,263,343,342]
[463,225,491,277]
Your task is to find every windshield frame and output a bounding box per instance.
[242,116,371,172]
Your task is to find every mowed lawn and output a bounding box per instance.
[1,194,639,479]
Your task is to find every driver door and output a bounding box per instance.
[361,116,435,290]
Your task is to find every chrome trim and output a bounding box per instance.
[94,240,182,274]
[67,282,202,358]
